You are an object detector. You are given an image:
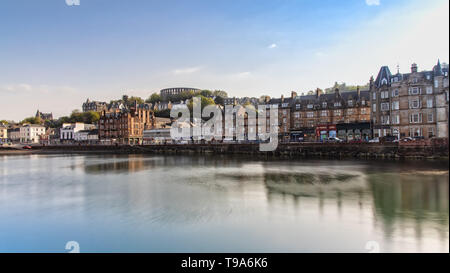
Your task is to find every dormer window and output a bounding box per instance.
[334,102,341,107]
[322,102,327,108]
[348,100,353,107]
[381,78,388,85]
[307,104,313,109]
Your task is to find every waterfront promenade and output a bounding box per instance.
[2,140,448,159]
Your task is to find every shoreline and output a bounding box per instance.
[1,143,449,160]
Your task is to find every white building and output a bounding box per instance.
[0,125,7,143]
[60,123,96,142]
[20,124,46,143]
[143,128,172,144]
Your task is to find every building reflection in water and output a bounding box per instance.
[261,166,449,251]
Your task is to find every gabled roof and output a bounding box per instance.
[375,66,392,88]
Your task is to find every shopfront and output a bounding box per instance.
[315,124,337,142]
[290,128,315,142]
[337,122,372,141]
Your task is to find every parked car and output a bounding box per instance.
[327,137,343,143]
[369,138,380,143]
[349,139,363,144]
[413,136,425,141]
[22,145,32,149]
[380,136,398,143]
[401,137,414,142]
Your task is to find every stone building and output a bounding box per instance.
[160,87,200,100]
[99,102,155,145]
[82,98,107,112]
[35,110,53,121]
[290,88,371,142]
[371,61,449,139]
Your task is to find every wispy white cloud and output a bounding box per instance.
[173,66,202,75]
[315,52,326,58]
[268,43,277,49]
[365,0,380,6]
[235,71,251,78]
[0,83,76,94]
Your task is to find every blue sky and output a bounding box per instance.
[0,0,449,120]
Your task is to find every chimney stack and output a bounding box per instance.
[335,88,340,98]
[281,95,284,102]
[316,88,323,98]
[357,86,361,98]
[411,63,418,73]
[291,91,297,99]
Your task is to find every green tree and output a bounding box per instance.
[187,96,216,111]
[200,90,213,97]
[21,116,42,125]
[214,96,225,106]
[213,90,228,98]
[146,93,162,103]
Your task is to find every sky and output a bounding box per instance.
[0,0,449,121]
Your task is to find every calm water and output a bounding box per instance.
[0,154,448,253]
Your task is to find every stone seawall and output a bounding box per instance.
[24,141,449,159]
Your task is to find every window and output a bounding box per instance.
[334,102,341,107]
[426,86,433,94]
[412,78,419,83]
[381,103,389,111]
[391,101,399,110]
[307,104,313,109]
[347,109,353,115]
[296,104,300,110]
[294,112,300,118]
[348,100,353,107]
[361,108,367,115]
[372,104,377,112]
[426,74,431,80]
[307,112,314,118]
[409,87,420,95]
[321,111,328,117]
[322,102,327,108]
[410,113,422,123]
[381,115,390,125]
[282,110,287,115]
[381,91,389,99]
[428,127,435,138]
[392,115,400,125]
[434,79,439,88]
[427,99,433,108]
[373,93,377,100]
[334,110,341,116]
[428,113,434,123]
[410,99,420,109]
[391,89,399,97]
[361,100,366,106]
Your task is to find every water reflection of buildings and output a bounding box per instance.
[262,168,449,251]
[368,172,449,246]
